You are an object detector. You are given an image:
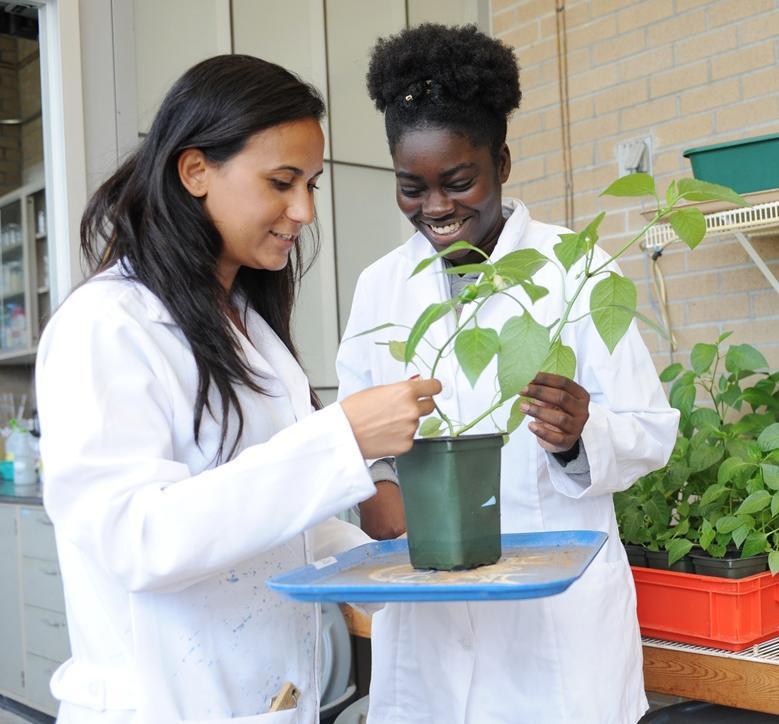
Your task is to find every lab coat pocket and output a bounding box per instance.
[185,709,298,724]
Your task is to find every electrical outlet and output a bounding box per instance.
[617,136,653,178]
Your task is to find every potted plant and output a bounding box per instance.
[615,335,779,577]
[357,174,747,570]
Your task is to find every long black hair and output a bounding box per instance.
[81,54,325,461]
[367,24,521,161]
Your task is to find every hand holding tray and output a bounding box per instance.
[267,530,607,603]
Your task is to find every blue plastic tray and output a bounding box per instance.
[267,530,607,602]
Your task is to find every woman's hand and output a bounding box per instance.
[520,372,589,455]
[341,378,441,459]
[359,481,407,540]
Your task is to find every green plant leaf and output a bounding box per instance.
[718,456,747,485]
[769,550,779,575]
[659,363,683,382]
[454,327,500,387]
[418,417,443,437]
[389,341,406,362]
[718,330,734,343]
[540,340,577,379]
[690,407,720,432]
[715,516,742,534]
[404,301,453,364]
[493,248,549,283]
[735,490,772,515]
[601,172,656,198]
[506,397,527,434]
[757,422,779,452]
[732,523,751,549]
[670,384,696,416]
[677,178,748,207]
[690,343,717,374]
[517,280,549,303]
[497,315,550,401]
[689,444,724,472]
[725,344,768,374]
[410,241,486,277]
[771,491,779,518]
[347,322,403,340]
[762,464,779,491]
[742,532,768,558]
[700,483,729,507]
[669,208,706,249]
[590,273,637,353]
[699,519,716,550]
[553,213,605,272]
[666,538,694,566]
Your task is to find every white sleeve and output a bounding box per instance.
[36,299,374,594]
[546,255,680,499]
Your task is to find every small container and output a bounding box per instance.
[645,549,695,573]
[6,427,37,486]
[689,550,768,579]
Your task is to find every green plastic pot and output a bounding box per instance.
[395,433,503,571]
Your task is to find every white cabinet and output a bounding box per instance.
[0,503,69,716]
[0,183,48,363]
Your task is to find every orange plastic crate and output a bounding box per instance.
[631,566,779,652]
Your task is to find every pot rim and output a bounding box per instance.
[412,432,505,444]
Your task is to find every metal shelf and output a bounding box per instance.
[643,635,779,665]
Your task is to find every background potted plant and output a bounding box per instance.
[358,174,747,571]
[615,334,779,577]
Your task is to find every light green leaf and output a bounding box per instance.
[735,490,772,515]
[347,322,402,340]
[690,343,717,374]
[389,341,406,362]
[718,330,734,344]
[667,538,694,566]
[677,178,748,207]
[670,384,696,416]
[419,417,444,437]
[493,248,549,283]
[715,515,742,534]
[517,280,549,303]
[540,340,577,379]
[725,344,768,374]
[590,273,637,353]
[600,172,656,198]
[700,483,729,507]
[454,327,500,387]
[757,422,779,452]
[665,179,679,206]
[659,363,683,382]
[742,532,768,559]
[410,241,486,277]
[699,519,716,550]
[690,407,720,431]
[732,523,751,550]
[718,456,746,485]
[553,213,605,272]
[771,491,779,518]
[404,301,453,364]
[497,314,550,401]
[769,550,779,576]
[506,397,527,434]
[690,444,724,472]
[669,208,706,249]
[441,262,494,278]
[762,464,779,491]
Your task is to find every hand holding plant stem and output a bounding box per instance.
[357,173,748,439]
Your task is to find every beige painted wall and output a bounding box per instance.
[493,0,779,373]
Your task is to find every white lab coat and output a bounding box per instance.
[36,265,374,724]
[336,200,679,724]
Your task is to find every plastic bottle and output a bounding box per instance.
[6,421,37,486]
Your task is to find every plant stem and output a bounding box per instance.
[589,211,665,277]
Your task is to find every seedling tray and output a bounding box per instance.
[267,530,607,603]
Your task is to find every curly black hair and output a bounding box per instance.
[367,24,521,160]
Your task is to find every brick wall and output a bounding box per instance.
[493,0,779,374]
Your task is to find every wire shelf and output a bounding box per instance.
[642,200,779,251]
[643,635,779,665]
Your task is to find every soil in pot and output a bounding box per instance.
[644,548,695,573]
[689,550,769,579]
[395,432,503,571]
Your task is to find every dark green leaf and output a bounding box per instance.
[540,340,577,379]
[659,363,683,382]
[454,327,500,387]
[690,343,717,374]
[590,273,637,353]
[725,344,768,374]
[404,302,453,364]
[419,417,443,437]
[689,444,724,472]
[669,208,706,249]
[735,490,772,515]
[601,172,656,198]
[497,315,550,401]
[670,384,696,416]
[690,407,720,432]
[677,178,749,207]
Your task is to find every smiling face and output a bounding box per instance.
[191,117,325,290]
[392,127,510,264]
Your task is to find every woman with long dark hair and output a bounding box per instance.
[36,54,439,723]
[337,25,678,723]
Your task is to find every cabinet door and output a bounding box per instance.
[0,505,24,697]
[0,198,32,353]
